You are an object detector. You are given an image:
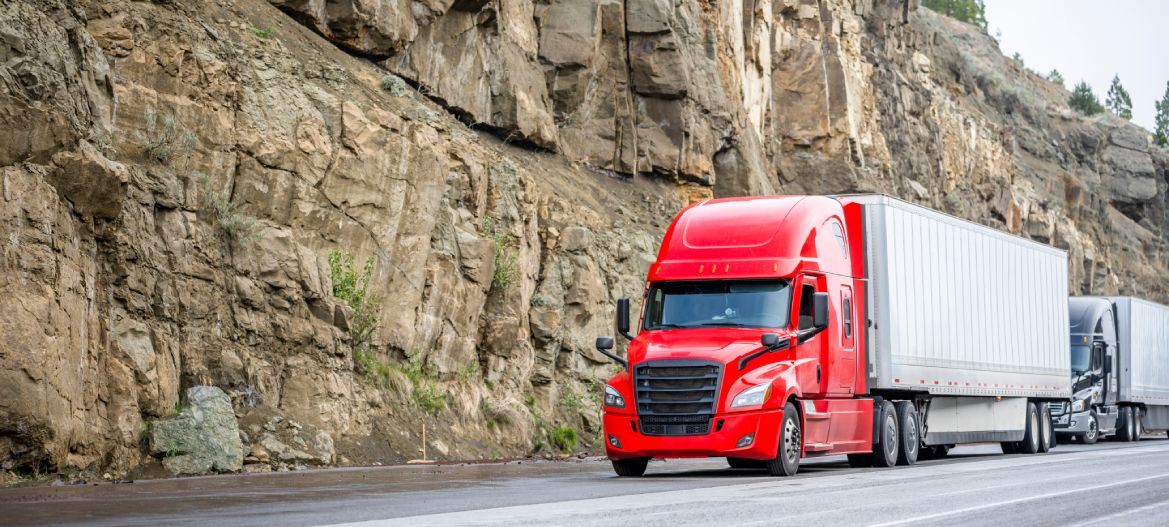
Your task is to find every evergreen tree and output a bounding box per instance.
[1048,69,1064,87]
[1105,75,1134,120]
[1069,81,1104,116]
[922,0,988,30]
[1155,81,1169,147]
[1011,52,1024,67]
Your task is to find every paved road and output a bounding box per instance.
[3,438,1169,526]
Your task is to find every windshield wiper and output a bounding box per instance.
[698,322,750,327]
[649,323,689,330]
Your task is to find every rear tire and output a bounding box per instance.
[1017,402,1041,454]
[1117,407,1134,442]
[765,402,801,477]
[894,401,919,466]
[871,401,899,468]
[611,457,649,477]
[726,457,765,469]
[1133,409,1143,440]
[1038,404,1053,453]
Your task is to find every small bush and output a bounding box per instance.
[251,26,273,38]
[551,426,577,453]
[559,391,584,413]
[482,219,517,291]
[329,250,379,355]
[381,74,408,97]
[142,108,197,164]
[199,175,260,246]
[414,383,447,415]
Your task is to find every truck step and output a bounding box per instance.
[804,442,834,452]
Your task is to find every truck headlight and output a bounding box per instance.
[731,382,773,409]
[1071,399,1085,412]
[603,385,625,409]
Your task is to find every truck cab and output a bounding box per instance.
[1053,298,1119,443]
[595,196,870,477]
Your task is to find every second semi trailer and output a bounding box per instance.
[596,195,1072,477]
[1052,296,1169,442]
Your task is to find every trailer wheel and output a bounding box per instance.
[871,401,899,468]
[1134,409,1143,440]
[1082,411,1099,445]
[1017,402,1041,454]
[1117,407,1134,442]
[611,457,650,477]
[1038,404,1053,453]
[894,401,919,466]
[765,402,801,477]
[726,457,766,469]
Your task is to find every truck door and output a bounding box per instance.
[837,285,856,393]
[794,274,827,396]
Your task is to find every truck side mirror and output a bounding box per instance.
[616,297,634,341]
[813,292,829,330]
[595,336,627,368]
[1104,356,1112,375]
[761,333,779,347]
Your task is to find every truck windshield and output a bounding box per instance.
[642,280,791,330]
[1070,344,1091,373]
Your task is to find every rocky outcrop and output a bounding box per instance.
[149,387,244,475]
[2,0,1169,480]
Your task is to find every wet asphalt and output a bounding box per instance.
[3,437,1168,526]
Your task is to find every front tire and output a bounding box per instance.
[765,402,801,477]
[611,457,650,477]
[871,401,899,468]
[894,401,919,466]
[1082,411,1099,445]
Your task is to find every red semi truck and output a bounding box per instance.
[596,195,1071,476]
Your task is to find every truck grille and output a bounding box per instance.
[1048,402,1067,416]
[634,360,721,436]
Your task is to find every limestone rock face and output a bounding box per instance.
[149,387,244,475]
[3,0,1169,480]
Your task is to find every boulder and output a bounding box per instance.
[149,386,244,475]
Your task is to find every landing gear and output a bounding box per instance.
[765,402,801,477]
[611,457,650,477]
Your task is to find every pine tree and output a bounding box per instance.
[1105,75,1134,120]
[1011,52,1024,67]
[1048,69,1064,87]
[922,0,988,30]
[1069,81,1104,116]
[1155,81,1169,147]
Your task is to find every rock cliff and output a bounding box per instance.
[1,0,1167,478]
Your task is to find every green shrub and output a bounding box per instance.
[381,74,408,97]
[328,250,378,353]
[142,108,197,164]
[414,383,447,415]
[198,175,260,246]
[251,26,273,38]
[482,219,517,291]
[551,426,577,453]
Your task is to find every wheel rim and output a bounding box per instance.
[783,417,801,464]
[907,415,918,456]
[1030,411,1039,450]
[886,414,898,457]
[1087,416,1097,441]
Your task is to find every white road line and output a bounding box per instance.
[321,443,1169,527]
[864,473,1169,527]
[1066,497,1169,527]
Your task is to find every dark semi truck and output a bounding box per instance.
[1051,297,1169,443]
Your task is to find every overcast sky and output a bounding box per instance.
[982,0,1169,131]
